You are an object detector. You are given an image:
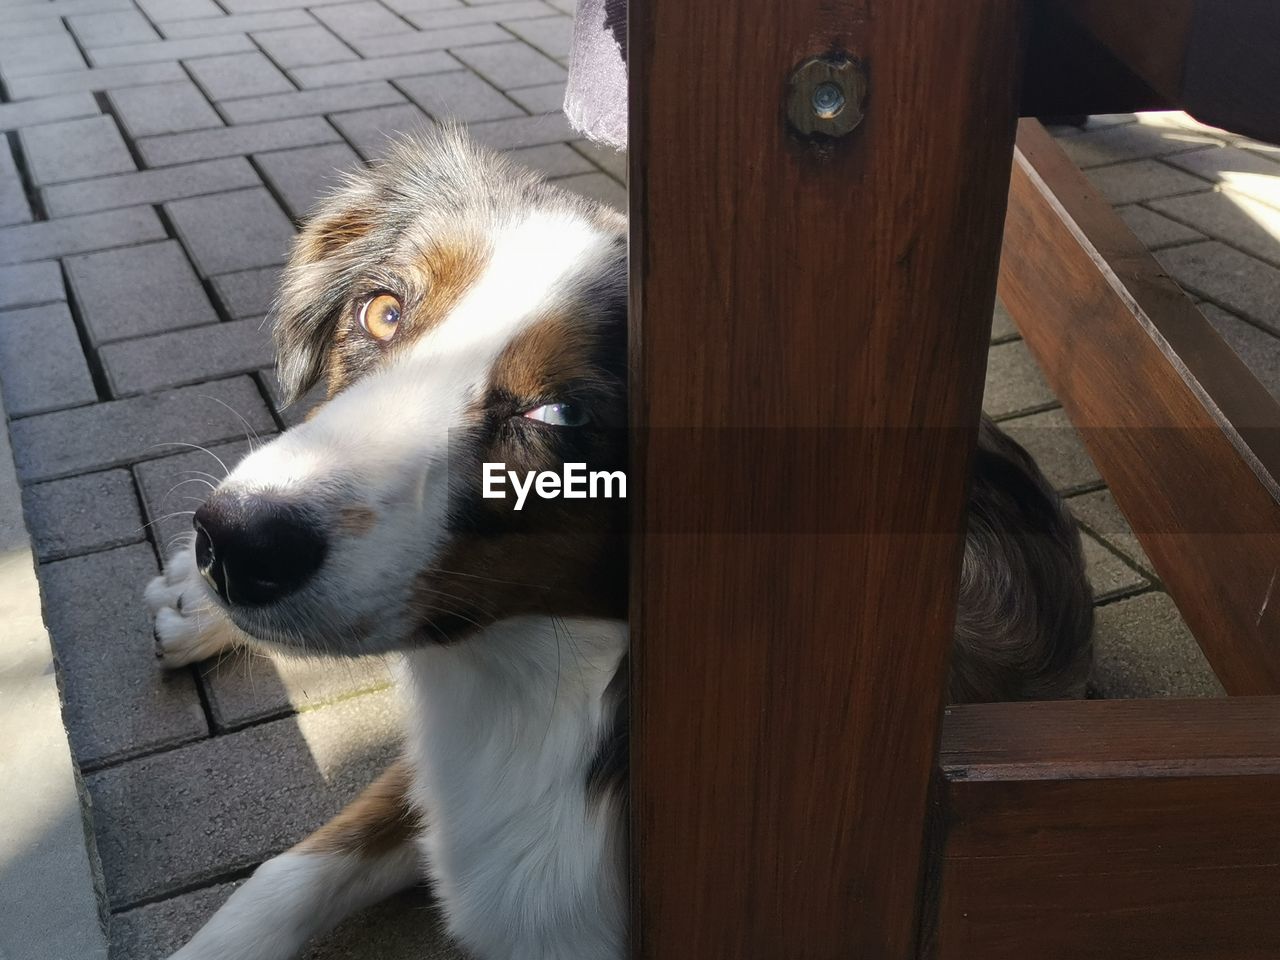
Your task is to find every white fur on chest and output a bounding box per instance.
[400,616,628,960]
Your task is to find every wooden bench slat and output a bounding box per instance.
[998,119,1280,695]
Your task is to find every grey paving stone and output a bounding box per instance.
[102,317,276,396]
[254,141,362,219]
[135,0,222,19]
[0,206,165,265]
[8,376,275,482]
[501,14,572,59]
[1200,303,1280,403]
[88,33,254,67]
[66,239,219,343]
[22,469,144,561]
[1115,204,1204,250]
[1092,592,1225,699]
[553,171,625,210]
[0,16,70,39]
[211,265,283,319]
[1081,532,1148,602]
[506,142,593,178]
[0,30,87,78]
[312,1,409,39]
[1151,189,1280,269]
[1158,241,1280,334]
[1084,158,1208,206]
[0,261,64,309]
[0,91,99,132]
[990,298,1017,342]
[570,138,624,180]
[111,884,461,960]
[6,0,134,22]
[187,50,295,101]
[0,144,31,227]
[1163,144,1280,210]
[221,0,364,11]
[67,9,160,47]
[133,438,256,554]
[395,69,521,122]
[1057,121,1226,169]
[45,156,259,217]
[1068,487,1154,575]
[982,338,1057,420]
[161,9,314,38]
[467,111,570,150]
[252,24,357,69]
[349,22,506,57]
[86,687,401,908]
[202,646,392,730]
[221,80,404,124]
[402,0,554,29]
[0,302,97,416]
[997,406,1101,495]
[38,543,209,769]
[382,0,465,11]
[4,61,187,100]
[451,40,565,90]
[290,49,457,88]
[138,115,340,166]
[18,115,135,186]
[109,81,224,137]
[505,80,564,114]
[329,102,431,160]
[166,187,297,275]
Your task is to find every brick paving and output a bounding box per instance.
[0,0,1274,950]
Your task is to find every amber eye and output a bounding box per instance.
[358,293,401,341]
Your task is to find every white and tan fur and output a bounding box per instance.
[145,129,1091,960]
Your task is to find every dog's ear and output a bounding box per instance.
[271,176,381,403]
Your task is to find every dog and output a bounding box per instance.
[144,128,1093,960]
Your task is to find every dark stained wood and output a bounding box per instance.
[931,697,1280,960]
[998,119,1280,695]
[1027,0,1280,142]
[1051,0,1195,101]
[1183,0,1280,144]
[628,0,1027,956]
[1020,1,1172,120]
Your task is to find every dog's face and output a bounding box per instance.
[191,130,629,655]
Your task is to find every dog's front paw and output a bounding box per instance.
[145,541,244,668]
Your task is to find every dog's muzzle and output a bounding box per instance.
[193,493,327,606]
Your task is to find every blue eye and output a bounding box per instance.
[521,402,589,427]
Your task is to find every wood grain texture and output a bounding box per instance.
[998,119,1280,695]
[628,0,1024,957]
[932,697,1280,960]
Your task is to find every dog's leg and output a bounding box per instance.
[169,760,425,960]
[145,538,247,667]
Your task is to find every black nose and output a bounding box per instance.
[193,493,327,606]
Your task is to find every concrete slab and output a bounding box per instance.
[38,543,209,768]
[8,376,275,482]
[22,469,145,561]
[65,239,220,343]
[86,687,402,908]
[0,387,110,960]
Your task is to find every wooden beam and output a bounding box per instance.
[929,697,1280,959]
[1031,0,1280,142]
[628,0,1025,956]
[998,119,1280,695]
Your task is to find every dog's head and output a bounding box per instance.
[192,129,628,655]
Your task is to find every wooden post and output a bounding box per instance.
[628,0,1027,956]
